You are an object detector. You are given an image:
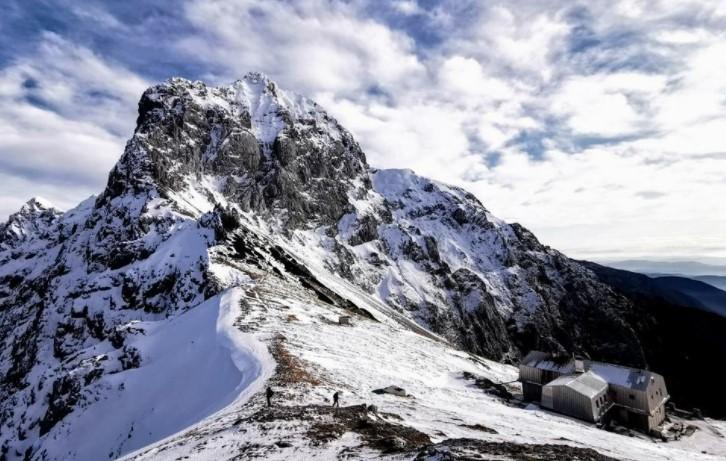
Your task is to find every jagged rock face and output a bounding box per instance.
[302,168,642,364]
[0,73,659,458]
[109,73,369,228]
[0,198,62,251]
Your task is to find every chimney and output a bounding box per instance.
[574,358,585,373]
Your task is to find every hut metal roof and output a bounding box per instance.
[544,371,608,399]
[585,361,657,391]
[520,351,575,374]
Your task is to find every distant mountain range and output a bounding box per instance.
[651,276,726,317]
[690,275,726,291]
[602,259,726,277]
[583,262,726,318]
[597,259,726,316]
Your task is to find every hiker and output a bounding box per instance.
[266,386,274,407]
[332,391,340,408]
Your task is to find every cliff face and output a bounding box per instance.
[1,73,691,459]
[106,73,368,228]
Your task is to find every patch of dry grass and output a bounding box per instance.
[285,314,299,322]
[270,336,322,386]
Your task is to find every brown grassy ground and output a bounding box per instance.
[269,335,322,386]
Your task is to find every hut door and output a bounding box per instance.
[618,408,629,425]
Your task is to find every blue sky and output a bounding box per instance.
[1,0,726,261]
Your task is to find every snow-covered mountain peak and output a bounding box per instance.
[21,196,56,212]
[372,168,496,218]
[0,197,62,251]
[240,70,270,84]
[231,74,289,146]
[112,75,368,228]
[143,75,332,144]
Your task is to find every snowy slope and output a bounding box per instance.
[1,73,724,460]
[122,244,726,461]
[35,288,272,460]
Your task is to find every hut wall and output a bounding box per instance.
[549,385,596,422]
[609,384,648,412]
[522,381,542,402]
[541,385,554,409]
[518,365,542,384]
[648,404,667,430]
[645,375,669,413]
[609,381,668,431]
[541,369,564,384]
[518,364,567,386]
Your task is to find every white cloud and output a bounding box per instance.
[654,29,709,45]
[468,143,726,260]
[0,33,149,215]
[654,41,726,132]
[550,72,667,137]
[438,56,515,103]
[391,0,422,16]
[178,0,425,97]
[446,4,569,82]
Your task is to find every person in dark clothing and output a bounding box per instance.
[266,386,274,407]
[332,391,339,408]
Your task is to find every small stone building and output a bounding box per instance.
[519,351,670,432]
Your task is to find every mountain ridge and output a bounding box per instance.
[1,74,724,460]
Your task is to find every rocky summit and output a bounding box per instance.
[1,73,724,461]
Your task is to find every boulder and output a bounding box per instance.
[372,386,408,397]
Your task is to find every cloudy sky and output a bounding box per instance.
[1,0,725,262]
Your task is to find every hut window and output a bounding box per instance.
[629,394,635,400]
